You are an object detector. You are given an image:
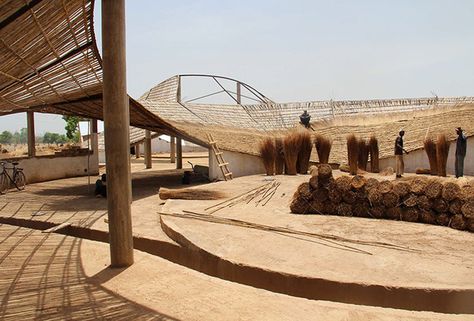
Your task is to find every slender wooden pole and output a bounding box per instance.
[145,130,152,169]
[90,119,99,174]
[236,82,241,104]
[27,111,35,157]
[170,136,176,163]
[102,0,133,268]
[176,137,183,169]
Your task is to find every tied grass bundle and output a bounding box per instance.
[357,138,369,171]
[296,130,313,174]
[283,131,302,175]
[274,137,285,175]
[346,134,359,175]
[258,137,276,176]
[436,134,450,177]
[424,137,438,175]
[369,135,379,173]
[314,134,332,164]
[159,187,226,200]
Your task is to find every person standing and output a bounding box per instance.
[394,130,409,178]
[455,127,467,178]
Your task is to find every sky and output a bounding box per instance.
[1,0,473,134]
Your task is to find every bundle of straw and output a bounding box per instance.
[357,138,369,171]
[314,134,332,164]
[346,134,359,175]
[274,137,285,175]
[436,134,450,177]
[369,135,379,173]
[296,131,313,174]
[423,137,437,175]
[258,137,276,176]
[283,131,301,175]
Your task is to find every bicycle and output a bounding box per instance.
[0,161,26,193]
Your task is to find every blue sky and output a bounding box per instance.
[2,0,473,134]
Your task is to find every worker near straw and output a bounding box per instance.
[455,127,467,178]
[300,110,311,128]
[394,130,409,178]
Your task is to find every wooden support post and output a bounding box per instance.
[101,0,133,268]
[27,111,35,157]
[236,82,241,104]
[170,136,176,163]
[145,130,152,169]
[176,137,183,169]
[90,119,99,174]
[135,143,140,159]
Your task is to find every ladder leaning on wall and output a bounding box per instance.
[207,133,233,181]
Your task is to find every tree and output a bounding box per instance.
[0,130,13,144]
[19,128,27,144]
[62,115,80,142]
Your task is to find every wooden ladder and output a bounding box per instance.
[207,133,233,181]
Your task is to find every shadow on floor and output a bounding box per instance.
[0,225,179,321]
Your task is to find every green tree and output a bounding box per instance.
[0,130,13,144]
[19,128,27,144]
[62,115,80,141]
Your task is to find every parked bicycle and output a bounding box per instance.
[0,161,26,193]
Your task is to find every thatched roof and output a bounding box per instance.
[0,0,206,146]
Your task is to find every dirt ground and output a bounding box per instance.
[1,156,473,320]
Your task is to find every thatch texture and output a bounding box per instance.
[314,134,332,164]
[337,203,353,216]
[423,137,438,175]
[378,180,393,194]
[296,130,313,174]
[450,214,466,230]
[283,131,301,175]
[274,137,285,175]
[357,138,369,171]
[436,134,450,177]
[258,137,276,176]
[346,134,359,175]
[369,135,380,173]
[425,179,443,199]
[442,182,461,202]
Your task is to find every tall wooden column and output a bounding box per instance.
[144,130,152,169]
[176,137,182,169]
[170,136,176,163]
[102,0,133,267]
[135,143,140,159]
[27,111,35,157]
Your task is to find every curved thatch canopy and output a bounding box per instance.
[0,0,206,146]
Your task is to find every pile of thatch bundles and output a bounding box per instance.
[259,137,276,176]
[369,135,379,173]
[159,187,226,200]
[296,130,313,174]
[274,137,285,175]
[436,134,450,177]
[314,134,332,164]
[423,137,438,175]
[346,134,359,175]
[289,172,474,233]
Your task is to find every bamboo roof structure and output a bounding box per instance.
[0,0,204,146]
